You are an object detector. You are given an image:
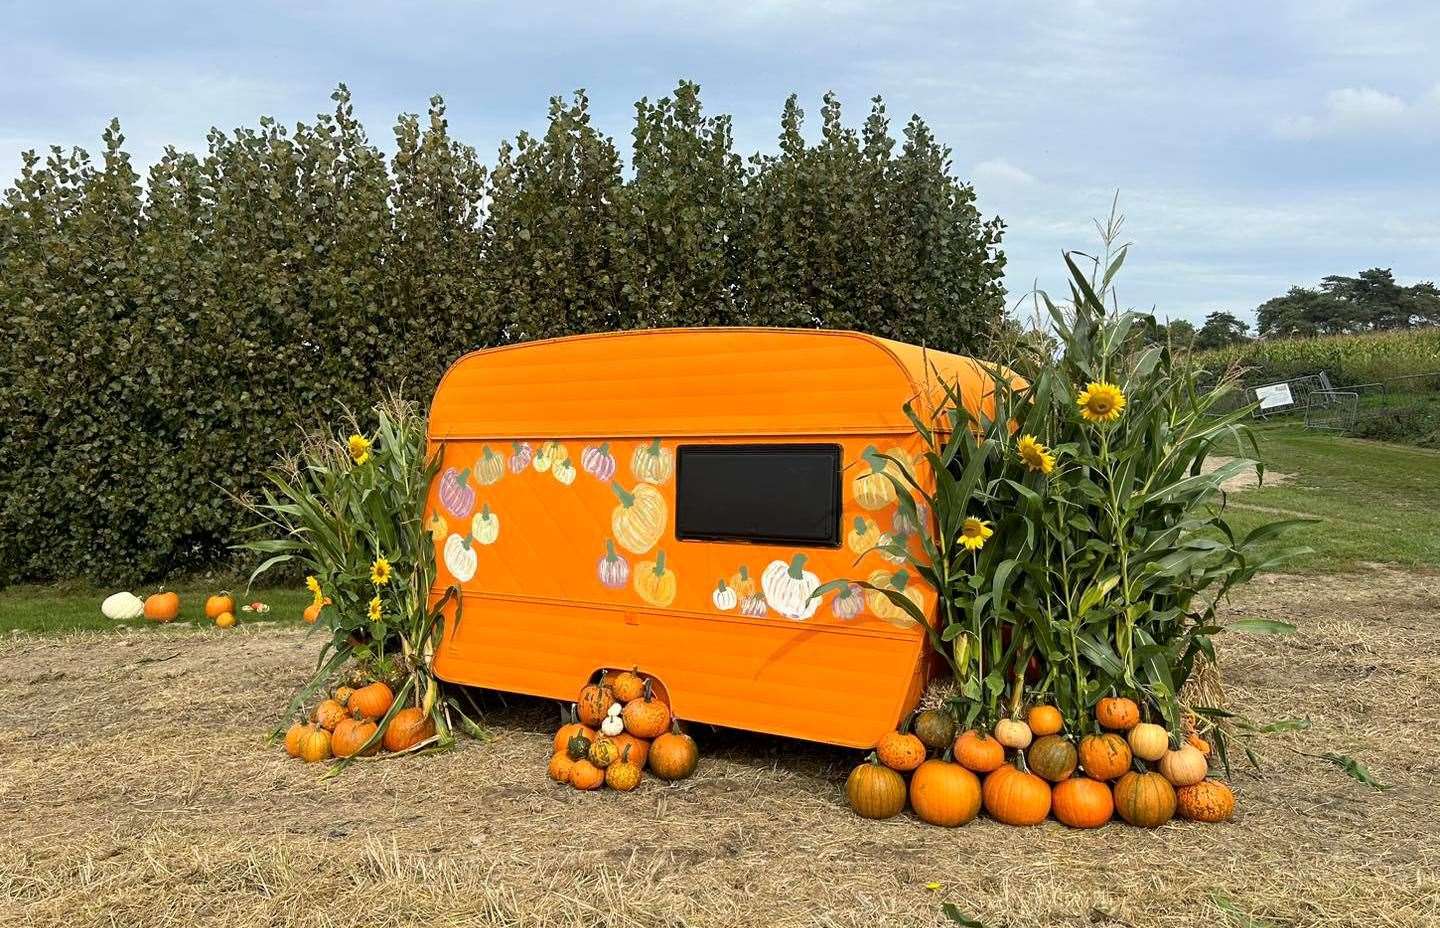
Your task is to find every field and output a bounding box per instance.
[1194,326,1440,388]
[2,429,1439,927]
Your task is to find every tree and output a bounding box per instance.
[1194,311,1249,350]
[1256,269,1439,337]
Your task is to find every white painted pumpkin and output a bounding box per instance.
[761,555,820,620]
[553,456,577,486]
[878,531,910,564]
[712,579,737,611]
[600,714,625,737]
[101,591,145,621]
[471,505,500,545]
[443,533,478,582]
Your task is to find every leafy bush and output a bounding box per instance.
[0,82,1005,586]
[1194,327,1440,387]
[1349,396,1440,449]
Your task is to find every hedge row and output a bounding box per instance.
[0,83,1006,585]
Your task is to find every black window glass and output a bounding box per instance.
[675,444,841,546]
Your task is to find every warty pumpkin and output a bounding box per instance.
[382,707,435,752]
[1052,776,1114,829]
[1078,733,1132,781]
[577,683,616,728]
[314,699,349,732]
[610,732,650,770]
[1026,705,1064,737]
[587,736,620,768]
[1158,744,1209,787]
[566,731,594,761]
[334,685,355,705]
[1096,696,1140,731]
[1176,778,1235,823]
[982,759,1052,826]
[875,730,926,772]
[1113,770,1177,827]
[553,706,596,754]
[611,670,646,704]
[909,759,982,827]
[648,722,699,781]
[605,746,644,791]
[1026,734,1078,783]
[1127,722,1170,762]
[845,757,908,820]
[953,730,1005,774]
[914,709,958,752]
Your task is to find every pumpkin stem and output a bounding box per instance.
[892,569,909,591]
[715,578,728,593]
[788,553,808,578]
[610,481,635,508]
[861,445,884,474]
[642,678,655,703]
[853,516,867,533]
[481,503,490,518]
[605,538,617,559]
[738,565,748,581]
[654,550,667,575]
[598,442,610,456]
[647,437,661,454]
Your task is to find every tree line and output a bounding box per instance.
[0,82,1006,585]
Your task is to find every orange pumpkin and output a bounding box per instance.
[334,686,355,705]
[1026,705,1063,737]
[611,670,646,704]
[648,723,699,781]
[1052,776,1114,828]
[1176,778,1235,823]
[314,699,348,732]
[982,760,1051,826]
[909,759,982,827]
[1127,722,1170,762]
[605,747,644,792]
[569,759,605,790]
[845,757,908,820]
[143,591,180,623]
[204,592,235,620]
[382,707,435,752]
[1113,770,1177,827]
[348,682,395,721]
[332,714,380,758]
[284,722,312,758]
[1186,733,1213,757]
[610,732,650,770]
[1096,696,1140,731]
[302,602,322,624]
[298,726,332,763]
[875,731,925,772]
[547,751,576,784]
[953,730,1005,774]
[214,612,236,629]
[577,683,616,728]
[622,683,671,739]
[1078,732,1132,781]
[1159,744,1209,787]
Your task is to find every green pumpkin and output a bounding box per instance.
[566,732,593,761]
[913,708,958,752]
[1026,734,1078,783]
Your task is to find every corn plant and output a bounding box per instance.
[236,394,485,751]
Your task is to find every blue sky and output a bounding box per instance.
[4,1,1438,325]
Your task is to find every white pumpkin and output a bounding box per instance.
[443,533,478,582]
[101,591,145,620]
[607,702,623,718]
[761,555,821,620]
[600,714,625,737]
[471,505,500,545]
[553,456,577,485]
[712,579,737,611]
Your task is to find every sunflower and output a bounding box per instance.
[305,575,323,604]
[371,556,392,586]
[348,434,372,464]
[959,516,993,551]
[368,595,383,622]
[1077,381,1126,423]
[1016,435,1056,474]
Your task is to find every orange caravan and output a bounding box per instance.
[425,328,996,749]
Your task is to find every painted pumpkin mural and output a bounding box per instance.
[847,516,880,556]
[597,540,629,589]
[553,456,577,486]
[634,551,678,606]
[831,582,866,620]
[761,555,822,621]
[610,481,667,554]
[581,443,616,481]
[851,446,897,510]
[438,468,475,519]
[712,579,737,611]
[866,568,924,627]
[729,566,757,599]
[475,446,505,486]
[472,505,500,545]
[630,438,674,484]
[739,593,768,617]
[443,534,478,583]
[509,441,533,473]
[533,441,567,473]
[425,512,448,542]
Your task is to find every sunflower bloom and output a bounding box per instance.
[368,595,383,622]
[1017,435,1056,474]
[1077,381,1127,423]
[960,517,993,551]
[371,557,393,586]
[348,434,372,464]
[305,575,323,604]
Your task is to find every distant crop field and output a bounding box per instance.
[1196,327,1440,387]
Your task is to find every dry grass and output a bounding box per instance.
[2,570,1438,928]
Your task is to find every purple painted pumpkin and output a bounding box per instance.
[509,442,533,474]
[740,593,768,617]
[831,582,865,620]
[439,468,475,519]
[597,539,630,589]
[582,443,617,481]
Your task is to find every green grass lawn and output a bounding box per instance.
[0,582,312,635]
[1221,425,1440,571]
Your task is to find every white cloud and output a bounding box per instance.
[971,158,1037,187]
[1275,85,1435,138]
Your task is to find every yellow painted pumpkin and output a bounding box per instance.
[851,446,898,509]
[729,565,757,598]
[474,445,505,485]
[533,441,568,473]
[865,568,924,627]
[630,438,674,484]
[846,516,881,556]
[610,481,667,554]
[634,550,678,607]
[471,504,500,545]
[425,512,448,541]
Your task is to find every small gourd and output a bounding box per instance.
[566,731,593,761]
[600,713,625,737]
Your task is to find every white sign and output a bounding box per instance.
[1255,381,1294,411]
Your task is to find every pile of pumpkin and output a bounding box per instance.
[99,589,244,628]
[283,681,437,763]
[847,697,1235,828]
[547,669,699,792]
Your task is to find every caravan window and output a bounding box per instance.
[674,444,842,546]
